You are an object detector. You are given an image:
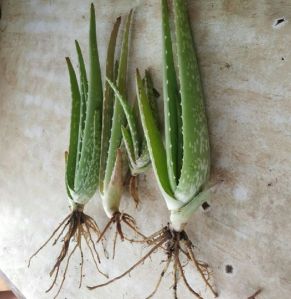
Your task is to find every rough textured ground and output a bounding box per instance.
[1,0,291,298]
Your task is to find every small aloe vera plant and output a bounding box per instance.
[89,1,218,298]
[96,9,146,248]
[107,69,160,207]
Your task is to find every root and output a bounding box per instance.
[145,257,172,299]
[173,257,178,299]
[28,208,106,298]
[88,237,167,290]
[28,214,71,267]
[97,212,147,257]
[247,289,262,299]
[88,225,217,298]
[129,175,140,207]
[183,240,218,297]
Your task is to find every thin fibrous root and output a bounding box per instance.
[87,237,168,290]
[247,288,263,299]
[183,239,218,297]
[145,257,172,299]
[28,208,106,298]
[173,256,178,299]
[129,175,140,207]
[97,212,147,254]
[88,225,217,299]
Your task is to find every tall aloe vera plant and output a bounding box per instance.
[89,1,217,298]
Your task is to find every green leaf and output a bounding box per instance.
[75,111,101,203]
[64,151,73,199]
[161,0,183,192]
[75,40,88,167]
[104,10,133,189]
[121,126,136,168]
[107,78,140,160]
[75,3,103,192]
[136,69,174,199]
[144,69,160,129]
[173,0,210,203]
[99,17,121,193]
[65,57,81,191]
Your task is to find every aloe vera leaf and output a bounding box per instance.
[144,69,160,128]
[99,17,121,193]
[107,78,139,160]
[75,4,103,192]
[173,0,210,203]
[104,10,133,189]
[75,40,88,167]
[161,0,183,191]
[65,57,81,191]
[64,151,73,199]
[138,69,161,166]
[136,69,174,199]
[121,126,136,168]
[75,111,101,204]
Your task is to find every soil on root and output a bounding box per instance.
[89,225,218,299]
[28,208,107,298]
[97,211,146,258]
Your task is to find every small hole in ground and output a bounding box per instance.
[225,264,233,274]
[202,201,210,210]
[281,57,285,61]
[273,17,287,28]
[275,18,285,26]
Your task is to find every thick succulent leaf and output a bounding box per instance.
[74,111,101,204]
[161,0,183,191]
[75,4,103,193]
[75,40,88,167]
[121,126,136,168]
[64,151,73,199]
[136,69,175,202]
[104,10,133,189]
[65,57,81,191]
[99,17,121,193]
[173,0,210,203]
[107,78,139,160]
[144,69,160,129]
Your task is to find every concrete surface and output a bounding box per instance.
[1,0,291,298]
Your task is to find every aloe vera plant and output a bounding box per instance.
[107,69,160,207]
[89,1,217,297]
[28,5,130,297]
[94,9,147,248]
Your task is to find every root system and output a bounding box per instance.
[28,207,107,298]
[88,225,217,298]
[97,211,146,258]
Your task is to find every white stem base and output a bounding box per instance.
[169,213,187,232]
[170,186,214,232]
[101,192,120,218]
